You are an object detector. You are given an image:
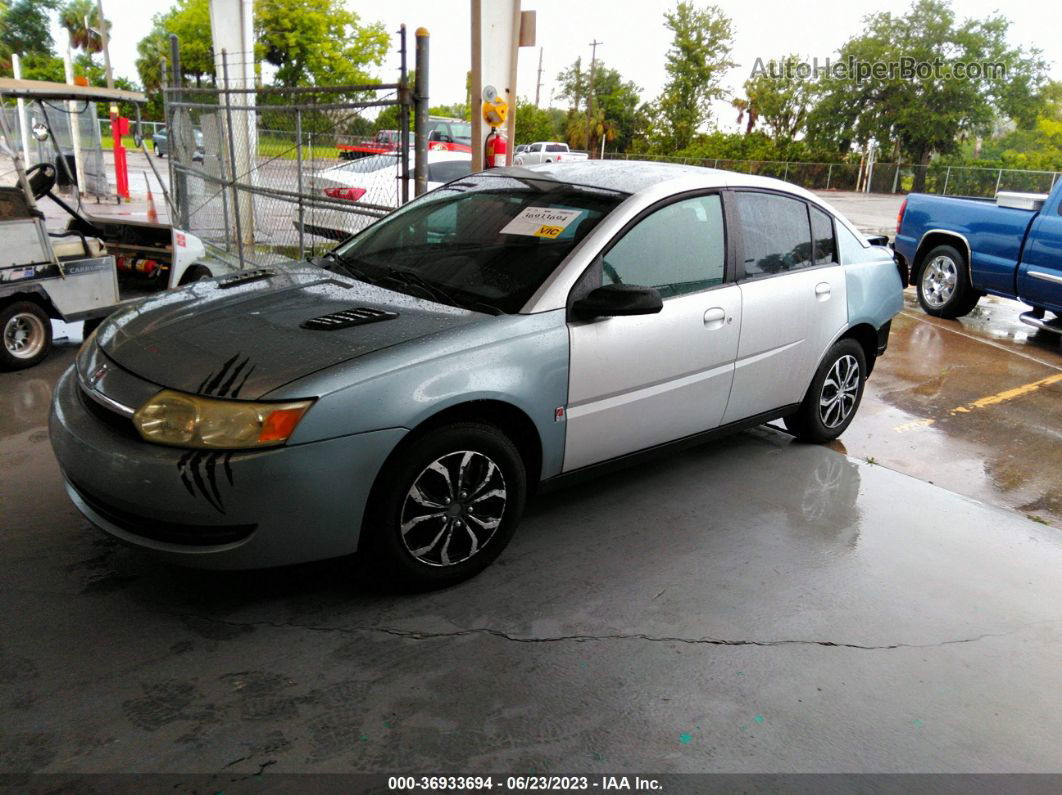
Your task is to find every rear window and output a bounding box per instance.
[335,154,399,174]
[332,173,626,314]
[546,144,567,152]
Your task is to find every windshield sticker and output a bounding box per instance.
[500,207,582,239]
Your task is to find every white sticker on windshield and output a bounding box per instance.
[500,207,582,239]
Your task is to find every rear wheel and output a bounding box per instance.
[362,422,527,590]
[917,244,980,318]
[154,143,163,158]
[784,339,867,443]
[0,301,52,371]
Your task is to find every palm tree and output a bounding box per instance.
[59,0,105,55]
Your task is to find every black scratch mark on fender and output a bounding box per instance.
[203,354,242,396]
[178,451,229,514]
[217,357,250,398]
[229,365,256,399]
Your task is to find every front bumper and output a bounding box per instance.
[49,365,406,569]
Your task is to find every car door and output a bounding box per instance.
[1017,209,1062,313]
[564,193,741,471]
[722,191,848,424]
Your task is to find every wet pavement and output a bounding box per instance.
[1,295,1061,777]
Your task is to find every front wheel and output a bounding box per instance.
[362,422,527,589]
[917,244,980,318]
[0,301,52,371]
[784,339,867,443]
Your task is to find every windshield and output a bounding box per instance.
[330,173,627,314]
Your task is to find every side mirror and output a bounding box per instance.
[31,121,50,142]
[572,283,663,320]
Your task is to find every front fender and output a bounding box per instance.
[270,310,571,478]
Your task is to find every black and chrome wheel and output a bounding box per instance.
[784,339,867,443]
[0,301,52,371]
[364,422,526,589]
[400,450,508,567]
[916,244,980,319]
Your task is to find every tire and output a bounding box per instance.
[362,422,527,590]
[81,316,105,338]
[784,339,867,443]
[0,301,52,371]
[916,244,980,318]
[178,265,212,285]
[154,144,163,158]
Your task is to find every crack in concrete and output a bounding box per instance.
[170,612,1038,652]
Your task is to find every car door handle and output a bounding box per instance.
[815,282,832,300]
[703,307,727,329]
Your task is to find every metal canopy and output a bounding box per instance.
[0,78,146,104]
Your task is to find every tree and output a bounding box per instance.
[255,0,389,88]
[655,2,736,150]
[736,54,815,138]
[59,0,107,55]
[135,0,215,93]
[555,58,646,153]
[806,0,1046,190]
[0,0,59,65]
[514,97,560,144]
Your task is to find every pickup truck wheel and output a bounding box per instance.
[784,339,866,443]
[0,301,52,371]
[917,244,980,319]
[362,422,527,590]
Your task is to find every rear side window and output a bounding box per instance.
[810,206,837,265]
[427,160,473,184]
[733,192,813,277]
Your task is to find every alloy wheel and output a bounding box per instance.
[399,450,507,567]
[819,354,860,428]
[4,312,46,360]
[922,255,958,307]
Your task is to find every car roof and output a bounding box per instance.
[499,159,869,240]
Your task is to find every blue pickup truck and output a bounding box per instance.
[894,184,1062,333]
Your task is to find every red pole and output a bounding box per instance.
[112,109,129,199]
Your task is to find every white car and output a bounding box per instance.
[514,142,588,166]
[306,151,473,240]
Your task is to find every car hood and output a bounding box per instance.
[97,264,484,399]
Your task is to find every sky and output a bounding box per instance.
[48,0,1062,132]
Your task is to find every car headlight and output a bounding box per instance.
[133,389,313,449]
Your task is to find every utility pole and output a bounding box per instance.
[535,47,543,107]
[95,0,114,89]
[587,39,602,155]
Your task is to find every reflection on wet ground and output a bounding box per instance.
[840,292,1061,527]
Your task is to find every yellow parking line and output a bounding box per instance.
[957,373,1062,412]
[893,373,1062,433]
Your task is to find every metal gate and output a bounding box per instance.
[162,31,427,269]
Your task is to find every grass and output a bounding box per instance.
[100,135,140,150]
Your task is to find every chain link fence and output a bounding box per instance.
[164,61,415,269]
[604,152,1061,198]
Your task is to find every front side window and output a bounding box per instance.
[600,194,726,299]
[734,191,813,277]
[332,173,626,314]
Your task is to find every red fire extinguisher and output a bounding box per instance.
[484,126,507,168]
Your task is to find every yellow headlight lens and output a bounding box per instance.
[133,390,312,449]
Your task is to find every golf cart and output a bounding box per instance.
[0,79,217,369]
[0,81,140,369]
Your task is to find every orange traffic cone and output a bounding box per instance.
[145,173,159,223]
